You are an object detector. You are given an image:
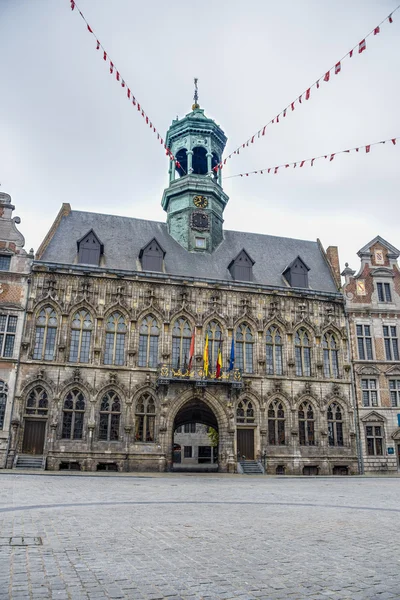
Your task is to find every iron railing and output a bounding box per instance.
[157,364,243,388]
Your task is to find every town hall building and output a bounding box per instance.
[7,101,359,474]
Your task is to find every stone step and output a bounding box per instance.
[240,460,263,475]
[15,455,44,469]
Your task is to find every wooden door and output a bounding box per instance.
[237,428,254,460]
[22,420,46,454]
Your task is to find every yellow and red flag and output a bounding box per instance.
[216,344,223,378]
[203,334,209,377]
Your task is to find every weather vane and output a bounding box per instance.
[193,77,199,109]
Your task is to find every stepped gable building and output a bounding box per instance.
[11,102,358,474]
[0,192,32,468]
[342,236,400,473]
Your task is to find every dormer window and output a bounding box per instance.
[77,230,103,266]
[139,238,165,272]
[228,249,254,282]
[377,282,392,302]
[283,256,310,288]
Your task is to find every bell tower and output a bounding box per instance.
[161,81,229,253]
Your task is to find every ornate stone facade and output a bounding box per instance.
[343,236,400,473]
[0,192,32,468]
[9,268,358,474]
[7,104,358,474]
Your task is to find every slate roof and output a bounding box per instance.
[38,209,338,293]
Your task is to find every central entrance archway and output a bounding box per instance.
[172,399,218,472]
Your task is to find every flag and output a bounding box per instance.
[229,336,235,371]
[188,331,195,370]
[359,39,366,53]
[203,334,209,377]
[216,344,223,378]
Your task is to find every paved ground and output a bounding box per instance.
[0,473,399,600]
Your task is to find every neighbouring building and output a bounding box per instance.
[9,100,358,474]
[0,192,32,468]
[343,236,400,473]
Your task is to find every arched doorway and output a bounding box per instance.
[172,399,219,472]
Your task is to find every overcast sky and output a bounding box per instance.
[1,0,399,272]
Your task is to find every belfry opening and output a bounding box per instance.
[172,399,219,472]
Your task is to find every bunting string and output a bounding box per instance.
[223,137,398,179]
[215,6,400,171]
[68,0,184,170]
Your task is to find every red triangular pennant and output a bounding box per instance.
[324,71,330,82]
[305,88,310,100]
[359,39,366,53]
[335,62,341,74]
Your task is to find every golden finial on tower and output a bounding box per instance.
[192,77,200,110]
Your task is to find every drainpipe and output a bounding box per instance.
[345,313,364,475]
[5,272,32,468]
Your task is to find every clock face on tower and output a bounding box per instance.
[191,211,209,231]
[193,195,208,209]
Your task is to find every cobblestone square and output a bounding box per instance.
[0,473,399,600]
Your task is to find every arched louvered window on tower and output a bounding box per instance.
[104,312,127,366]
[298,402,315,446]
[267,400,285,445]
[69,310,93,363]
[171,318,192,369]
[294,328,311,377]
[33,307,58,361]
[99,391,121,441]
[206,320,223,372]
[62,389,85,440]
[266,326,283,375]
[236,323,254,373]
[327,403,344,447]
[135,393,156,442]
[323,332,339,379]
[138,316,160,368]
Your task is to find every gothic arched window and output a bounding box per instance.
[138,316,160,368]
[298,402,315,446]
[172,318,192,369]
[33,307,58,361]
[0,380,7,430]
[207,320,223,371]
[295,328,311,377]
[99,391,121,441]
[327,402,344,447]
[62,389,85,440]
[26,387,48,416]
[266,326,283,375]
[69,310,93,363]
[236,399,255,424]
[268,400,285,445]
[104,312,127,366]
[135,393,156,442]
[236,323,254,373]
[323,332,339,379]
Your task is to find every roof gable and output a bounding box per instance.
[139,238,166,259]
[76,229,104,253]
[357,236,400,258]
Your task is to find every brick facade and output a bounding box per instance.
[343,236,400,473]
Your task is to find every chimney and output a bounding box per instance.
[326,246,341,288]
